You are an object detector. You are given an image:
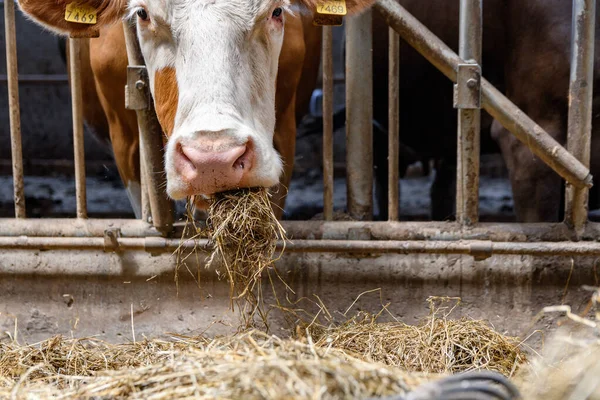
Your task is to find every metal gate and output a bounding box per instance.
[1,0,600,262]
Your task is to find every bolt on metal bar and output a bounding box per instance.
[346,10,374,220]
[456,0,482,225]
[388,28,400,221]
[122,21,174,233]
[5,0,25,218]
[565,0,596,234]
[322,26,335,221]
[374,0,593,190]
[68,38,88,219]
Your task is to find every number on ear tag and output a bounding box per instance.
[65,2,98,25]
[316,0,347,16]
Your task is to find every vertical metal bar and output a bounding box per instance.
[121,22,150,222]
[68,38,88,219]
[122,22,174,233]
[565,0,596,234]
[388,28,400,221]
[139,142,151,222]
[322,26,334,221]
[5,0,26,218]
[456,0,482,225]
[346,10,374,220]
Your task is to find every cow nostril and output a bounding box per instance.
[233,144,252,171]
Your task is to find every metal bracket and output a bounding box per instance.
[103,228,122,252]
[125,66,151,110]
[453,63,481,109]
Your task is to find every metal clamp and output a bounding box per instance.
[125,66,151,110]
[103,228,121,252]
[453,63,481,109]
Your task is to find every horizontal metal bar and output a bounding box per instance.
[1,236,599,258]
[0,219,160,237]
[374,0,593,190]
[2,219,600,243]
[0,74,69,84]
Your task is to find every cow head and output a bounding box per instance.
[19,0,376,200]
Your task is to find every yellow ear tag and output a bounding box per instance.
[316,0,347,16]
[65,2,98,25]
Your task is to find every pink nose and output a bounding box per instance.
[173,139,253,195]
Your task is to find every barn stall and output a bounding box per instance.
[0,0,599,398]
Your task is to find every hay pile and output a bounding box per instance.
[300,298,526,377]
[0,331,428,399]
[514,287,600,399]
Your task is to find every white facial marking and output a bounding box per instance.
[128,0,289,199]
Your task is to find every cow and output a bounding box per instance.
[20,0,377,220]
[370,0,600,223]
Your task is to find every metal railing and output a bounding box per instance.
[1,0,599,261]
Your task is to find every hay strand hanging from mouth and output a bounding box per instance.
[205,187,287,313]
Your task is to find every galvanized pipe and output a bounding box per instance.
[5,0,26,219]
[565,0,596,234]
[122,22,174,233]
[346,10,374,220]
[456,0,482,225]
[3,218,600,243]
[68,38,88,219]
[322,26,335,221]
[388,28,400,221]
[1,236,600,257]
[0,219,159,238]
[374,0,593,190]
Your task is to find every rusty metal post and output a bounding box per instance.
[122,21,174,234]
[322,26,335,221]
[455,0,482,225]
[4,0,25,218]
[346,10,374,220]
[565,0,596,234]
[68,38,88,218]
[388,28,400,221]
[374,0,593,190]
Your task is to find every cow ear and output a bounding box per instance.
[299,0,376,15]
[18,0,127,36]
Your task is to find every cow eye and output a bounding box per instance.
[136,8,149,21]
[272,7,282,18]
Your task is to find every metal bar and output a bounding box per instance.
[374,0,593,190]
[122,22,174,233]
[1,236,599,257]
[322,26,334,221]
[456,0,482,225]
[68,38,88,219]
[0,74,69,84]
[565,0,596,233]
[0,219,158,237]
[346,9,374,220]
[3,218,600,243]
[5,0,26,219]
[388,28,400,221]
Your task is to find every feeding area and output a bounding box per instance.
[1,0,600,398]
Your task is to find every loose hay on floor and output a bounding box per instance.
[300,298,526,377]
[0,331,429,400]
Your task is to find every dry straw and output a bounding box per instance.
[176,188,289,326]
[0,331,429,400]
[299,297,526,377]
[514,286,600,400]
